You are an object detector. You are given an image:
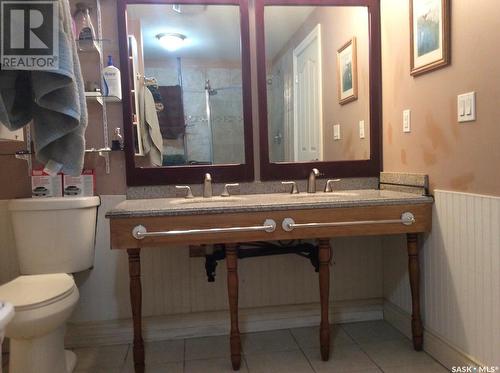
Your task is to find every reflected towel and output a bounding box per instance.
[0,0,87,176]
[141,88,163,167]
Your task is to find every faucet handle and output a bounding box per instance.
[221,183,239,197]
[175,185,194,199]
[282,181,299,194]
[324,179,341,193]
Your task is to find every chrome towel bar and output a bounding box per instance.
[282,212,415,232]
[132,219,277,239]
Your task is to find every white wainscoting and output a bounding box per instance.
[0,196,384,337]
[383,190,500,367]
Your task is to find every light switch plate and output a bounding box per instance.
[359,120,365,138]
[333,124,341,140]
[403,109,411,133]
[457,92,476,123]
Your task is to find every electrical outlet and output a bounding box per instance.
[333,124,341,140]
[457,92,476,123]
[403,109,411,133]
[359,120,365,139]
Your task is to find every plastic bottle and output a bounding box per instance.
[111,127,124,150]
[102,55,122,100]
[74,3,96,51]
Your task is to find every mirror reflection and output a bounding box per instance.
[264,6,370,163]
[127,4,245,167]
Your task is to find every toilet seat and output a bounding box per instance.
[0,274,76,311]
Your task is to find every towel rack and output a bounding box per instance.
[281,212,416,232]
[132,219,277,239]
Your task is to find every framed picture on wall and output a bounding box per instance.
[410,0,450,76]
[337,37,357,105]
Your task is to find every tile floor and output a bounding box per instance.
[2,320,450,373]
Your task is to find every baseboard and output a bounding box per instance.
[383,300,486,369]
[66,298,383,348]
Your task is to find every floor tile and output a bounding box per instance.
[242,329,298,355]
[122,347,184,373]
[342,320,407,345]
[123,361,183,373]
[76,368,122,373]
[73,344,129,370]
[360,339,434,368]
[304,343,379,372]
[245,350,314,373]
[145,339,184,363]
[185,335,230,361]
[382,361,449,373]
[291,325,355,350]
[185,356,249,373]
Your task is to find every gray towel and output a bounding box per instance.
[0,0,87,176]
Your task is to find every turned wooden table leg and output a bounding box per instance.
[407,233,423,350]
[225,244,241,370]
[318,238,332,361]
[128,248,145,373]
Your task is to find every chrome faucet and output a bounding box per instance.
[307,168,320,193]
[203,173,213,198]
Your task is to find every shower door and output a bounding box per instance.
[208,87,245,164]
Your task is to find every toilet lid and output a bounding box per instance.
[0,274,75,310]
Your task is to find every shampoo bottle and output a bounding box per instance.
[102,55,122,100]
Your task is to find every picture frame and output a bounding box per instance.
[410,0,450,76]
[337,37,357,105]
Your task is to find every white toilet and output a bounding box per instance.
[0,301,15,373]
[0,197,100,373]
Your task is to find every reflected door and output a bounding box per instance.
[293,24,322,162]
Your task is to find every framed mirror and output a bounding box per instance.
[118,0,254,185]
[255,0,381,180]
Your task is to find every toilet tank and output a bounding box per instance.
[8,197,100,274]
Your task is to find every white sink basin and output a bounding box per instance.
[290,191,359,198]
[170,197,246,205]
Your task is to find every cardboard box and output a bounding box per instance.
[31,170,63,197]
[63,169,95,197]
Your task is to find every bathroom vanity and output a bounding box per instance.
[107,189,433,372]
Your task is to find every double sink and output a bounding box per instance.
[171,191,360,206]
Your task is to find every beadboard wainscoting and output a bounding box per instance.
[383,190,500,367]
[0,196,385,345]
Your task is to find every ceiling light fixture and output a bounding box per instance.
[156,33,186,52]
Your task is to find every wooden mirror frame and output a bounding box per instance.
[118,0,254,186]
[255,0,381,180]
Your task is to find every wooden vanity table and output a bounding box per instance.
[107,190,432,372]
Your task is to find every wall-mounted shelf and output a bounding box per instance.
[85,92,121,105]
[85,147,123,154]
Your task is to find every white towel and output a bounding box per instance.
[141,88,163,167]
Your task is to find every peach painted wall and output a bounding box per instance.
[381,0,500,196]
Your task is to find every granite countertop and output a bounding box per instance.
[106,189,434,218]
